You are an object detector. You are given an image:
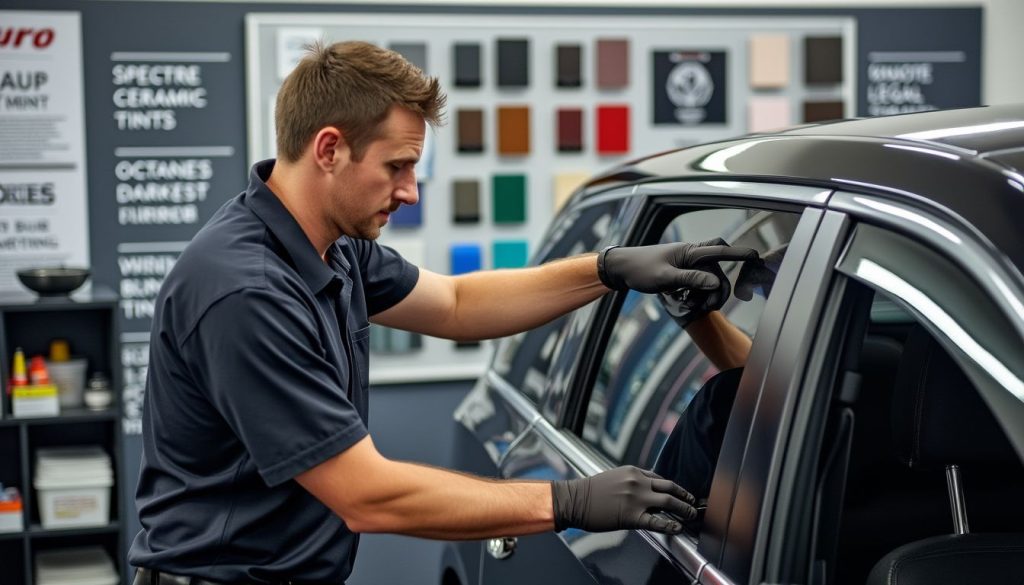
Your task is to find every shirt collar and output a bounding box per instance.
[245,159,349,294]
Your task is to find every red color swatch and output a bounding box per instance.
[596,105,629,154]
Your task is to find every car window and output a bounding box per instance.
[491,200,622,404]
[579,206,801,519]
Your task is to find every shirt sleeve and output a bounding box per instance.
[183,287,368,487]
[352,239,419,316]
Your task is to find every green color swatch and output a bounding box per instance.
[492,174,526,223]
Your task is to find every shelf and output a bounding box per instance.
[0,408,118,428]
[0,529,24,541]
[0,286,118,311]
[28,522,120,539]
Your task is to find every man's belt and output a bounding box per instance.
[133,568,294,585]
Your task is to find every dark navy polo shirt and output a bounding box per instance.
[129,159,418,584]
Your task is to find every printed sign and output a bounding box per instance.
[0,11,89,292]
[652,50,727,125]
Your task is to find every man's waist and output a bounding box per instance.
[133,568,303,585]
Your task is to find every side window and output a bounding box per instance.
[815,223,1024,585]
[580,207,801,509]
[491,200,621,404]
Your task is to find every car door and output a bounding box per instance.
[486,181,831,585]
[735,192,1024,585]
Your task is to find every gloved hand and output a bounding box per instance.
[598,240,758,294]
[551,466,697,534]
[657,238,736,328]
[734,244,788,301]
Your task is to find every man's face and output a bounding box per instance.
[333,106,424,240]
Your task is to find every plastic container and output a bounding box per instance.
[35,546,119,585]
[34,447,113,529]
[46,358,88,409]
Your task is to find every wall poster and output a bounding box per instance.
[0,10,89,292]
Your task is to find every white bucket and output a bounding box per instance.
[47,358,88,409]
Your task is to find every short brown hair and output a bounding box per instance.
[275,41,446,162]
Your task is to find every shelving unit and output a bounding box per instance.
[0,286,125,585]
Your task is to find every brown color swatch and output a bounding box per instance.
[596,39,629,88]
[803,100,844,123]
[557,108,583,152]
[457,109,484,153]
[497,106,530,155]
[556,44,582,87]
[804,36,843,84]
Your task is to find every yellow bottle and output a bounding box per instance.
[11,347,28,387]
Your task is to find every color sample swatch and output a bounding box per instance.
[557,108,583,152]
[452,180,480,223]
[556,44,582,87]
[450,243,482,275]
[749,34,790,88]
[596,39,629,88]
[454,42,481,87]
[803,100,844,123]
[493,240,529,269]
[457,109,484,153]
[497,38,530,87]
[748,96,792,132]
[596,105,630,154]
[497,106,530,155]
[492,174,527,223]
[804,36,843,84]
[389,42,428,72]
[388,183,423,227]
[553,172,591,211]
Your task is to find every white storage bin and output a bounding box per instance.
[33,447,113,529]
[36,546,119,585]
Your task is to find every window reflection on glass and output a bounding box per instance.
[492,201,621,404]
[582,207,800,519]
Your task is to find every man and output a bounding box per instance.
[129,41,757,584]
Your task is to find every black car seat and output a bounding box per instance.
[865,326,1024,585]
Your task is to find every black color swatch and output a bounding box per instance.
[497,39,530,87]
[454,43,481,87]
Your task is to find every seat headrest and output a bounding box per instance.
[891,326,1017,469]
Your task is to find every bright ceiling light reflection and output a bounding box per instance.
[852,197,961,244]
[856,259,1024,403]
[698,139,781,173]
[899,120,1024,141]
[884,143,961,160]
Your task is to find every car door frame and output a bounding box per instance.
[550,179,838,584]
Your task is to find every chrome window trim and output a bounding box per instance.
[830,190,1024,334]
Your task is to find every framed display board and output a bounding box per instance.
[246,12,856,383]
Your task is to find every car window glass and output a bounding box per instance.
[491,201,621,404]
[580,207,801,522]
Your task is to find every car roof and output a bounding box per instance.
[579,103,1024,272]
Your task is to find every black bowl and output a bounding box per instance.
[16,267,91,296]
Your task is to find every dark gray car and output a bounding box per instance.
[442,104,1024,585]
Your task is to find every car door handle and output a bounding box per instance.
[486,536,517,560]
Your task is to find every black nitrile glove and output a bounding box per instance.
[735,244,788,301]
[551,466,697,534]
[598,241,758,294]
[657,238,736,328]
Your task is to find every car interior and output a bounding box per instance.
[822,287,1024,585]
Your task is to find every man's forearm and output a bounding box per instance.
[445,254,607,341]
[685,310,751,369]
[343,460,554,540]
